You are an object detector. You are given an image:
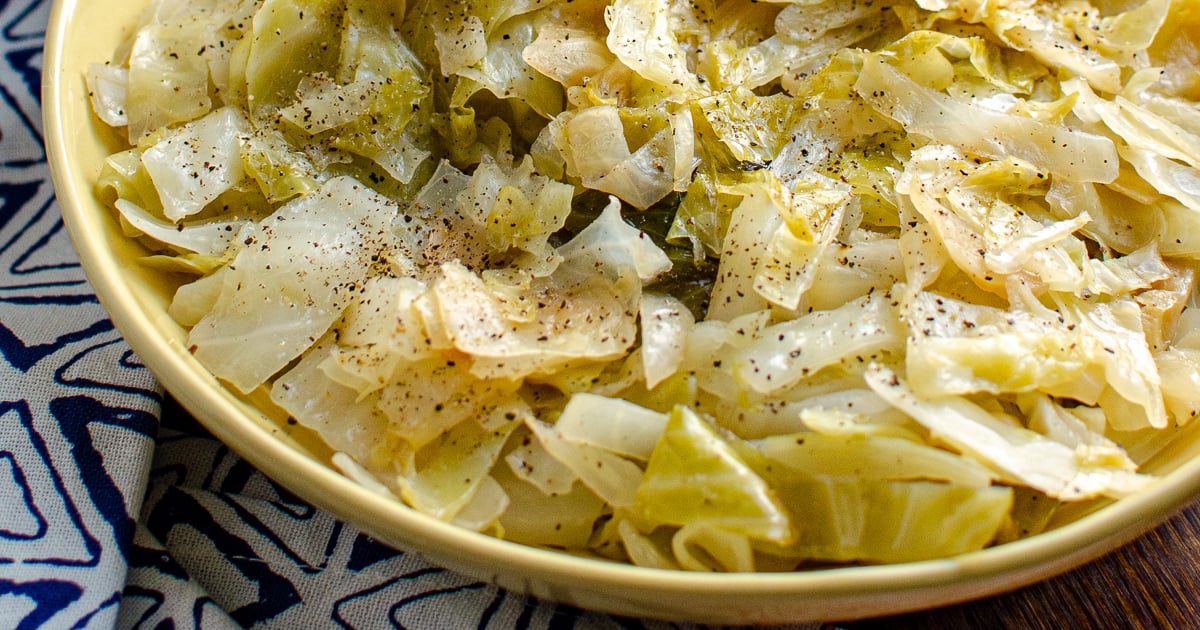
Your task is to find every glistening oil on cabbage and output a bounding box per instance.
[84,0,1200,571]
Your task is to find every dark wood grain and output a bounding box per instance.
[841,499,1200,629]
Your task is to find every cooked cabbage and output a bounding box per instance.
[93,0,1200,571]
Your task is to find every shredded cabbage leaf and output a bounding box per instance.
[92,0,1200,571]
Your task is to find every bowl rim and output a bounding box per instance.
[40,0,1200,621]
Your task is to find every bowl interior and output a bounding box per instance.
[41,0,1200,623]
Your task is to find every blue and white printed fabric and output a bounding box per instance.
[1,0,159,626]
[2,1,813,627]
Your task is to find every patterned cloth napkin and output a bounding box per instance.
[4,1,815,627]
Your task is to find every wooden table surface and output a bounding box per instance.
[839,499,1200,629]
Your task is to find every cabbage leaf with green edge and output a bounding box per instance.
[758,476,1014,565]
[634,406,794,546]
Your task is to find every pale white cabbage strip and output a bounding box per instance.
[708,172,861,319]
[1156,348,1200,422]
[755,173,851,311]
[1026,395,1141,471]
[775,0,887,46]
[705,35,803,91]
[803,233,905,312]
[1058,297,1168,431]
[451,476,510,533]
[855,55,1119,183]
[504,432,579,495]
[140,107,252,221]
[987,9,1124,94]
[903,290,1093,399]
[896,145,1135,296]
[640,293,695,389]
[556,196,672,282]
[320,276,432,396]
[707,178,786,320]
[554,392,668,461]
[865,364,1154,500]
[85,63,128,127]
[270,337,388,464]
[677,311,772,403]
[735,288,905,395]
[522,24,613,88]
[526,417,642,508]
[603,0,697,92]
[914,0,1162,94]
[796,402,923,442]
[113,199,249,257]
[432,262,639,380]
[181,176,397,392]
[560,106,683,210]
[124,20,212,140]
[331,452,398,499]
[1122,147,1200,211]
[374,356,522,450]
[279,75,379,134]
[435,14,486,77]
[903,287,1168,431]
[1090,94,1200,169]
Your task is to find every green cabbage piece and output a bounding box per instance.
[397,415,518,522]
[242,128,320,203]
[756,432,997,488]
[635,406,794,545]
[761,475,1013,564]
[243,0,346,119]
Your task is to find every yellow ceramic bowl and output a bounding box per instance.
[41,0,1200,623]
